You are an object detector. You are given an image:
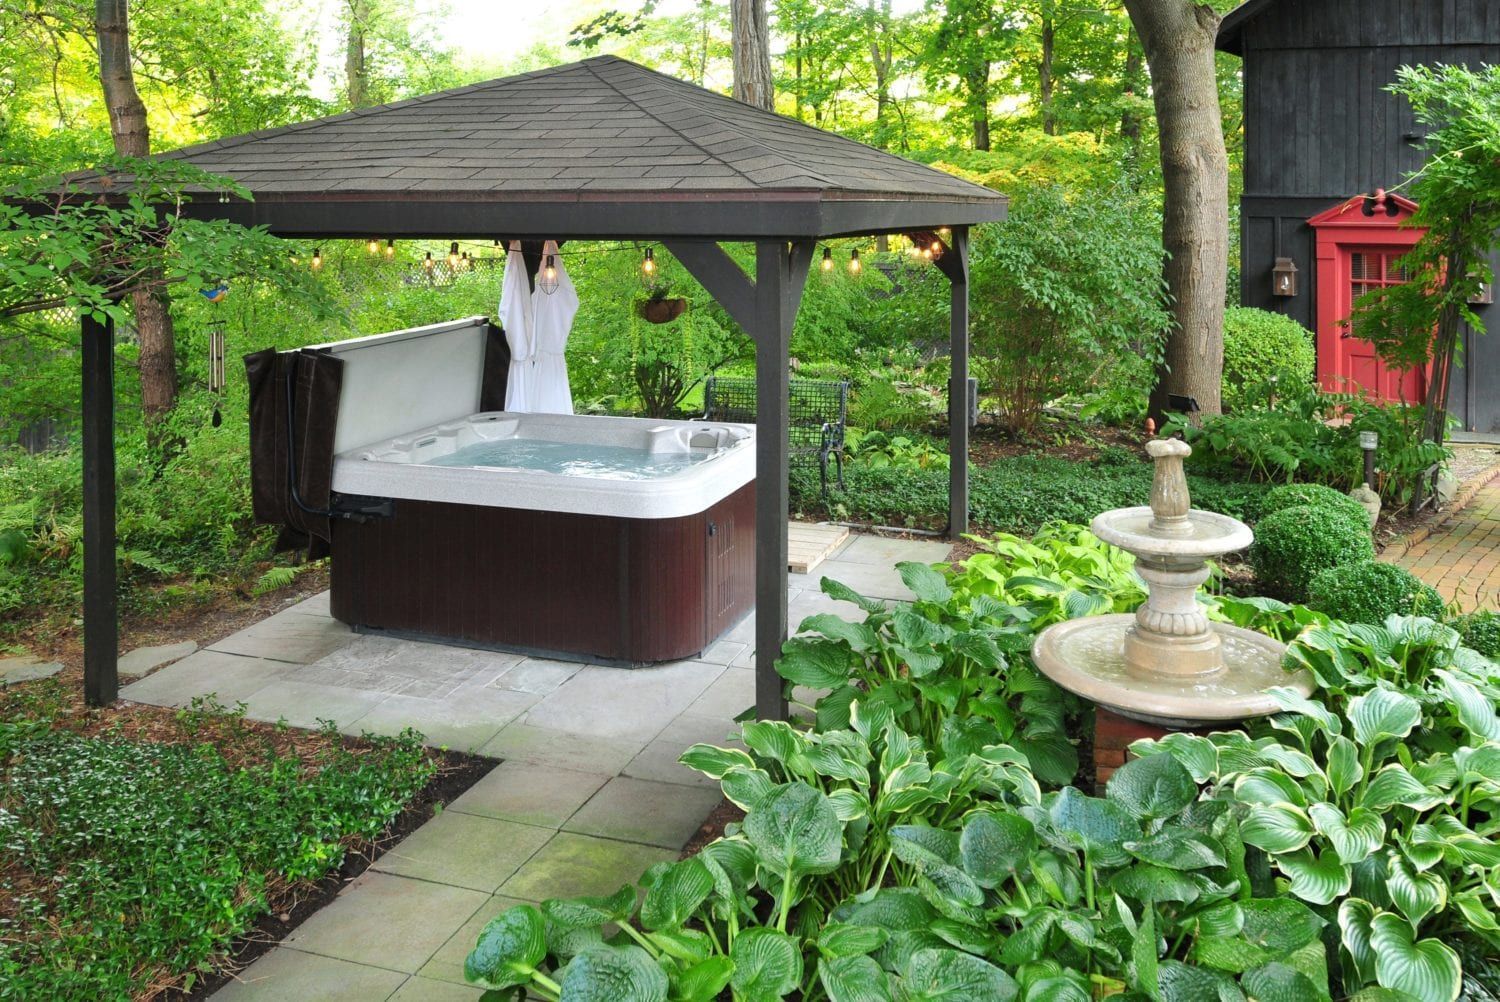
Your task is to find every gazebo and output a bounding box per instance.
[77,55,1007,717]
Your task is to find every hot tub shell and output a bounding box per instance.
[248,317,757,666]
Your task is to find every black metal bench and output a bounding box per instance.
[702,376,848,493]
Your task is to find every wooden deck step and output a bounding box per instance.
[788,521,850,574]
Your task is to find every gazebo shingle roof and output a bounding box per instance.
[83,56,1005,239]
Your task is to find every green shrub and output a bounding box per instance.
[1455,609,1500,657]
[1249,503,1375,602]
[1253,481,1371,527]
[1306,560,1443,623]
[1221,306,1315,411]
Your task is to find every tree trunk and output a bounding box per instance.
[1039,12,1056,135]
[1120,31,1145,178]
[96,0,177,423]
[345,0,372,109]
[1124,0,1228,420]
[966,69,991,151]
[868,0,894,139]
[731,0,773,110]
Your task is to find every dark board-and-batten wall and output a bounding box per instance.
[1225,0,1500,430]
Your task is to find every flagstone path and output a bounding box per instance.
[115,532,950,1001]
[1389,480,1500,609]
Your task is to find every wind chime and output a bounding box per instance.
[199,280,230,428]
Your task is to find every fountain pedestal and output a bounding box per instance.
[1031,440,1313,729]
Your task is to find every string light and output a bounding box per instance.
[366,238,380,255]
[848,248,861,274]
[448,242,460,268]
[423,251,435,270]
[930,239,943,255]
[938,226,951,237]
[642,247,656,278]
[821,247,833,272]
[311,248,323,269]
[385,239,395,258]
[538,254,560,295]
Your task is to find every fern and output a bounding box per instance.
[252,565,300,596]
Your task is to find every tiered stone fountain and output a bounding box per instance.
[1032,439,1313,728]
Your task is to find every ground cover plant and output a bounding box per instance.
[0,680,437,998]
[464,524,1500,1001]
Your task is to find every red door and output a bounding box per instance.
[1309,193,1427,404]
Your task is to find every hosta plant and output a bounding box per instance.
[1136,618,1500,1002]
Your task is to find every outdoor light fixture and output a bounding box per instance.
[311,248,323,269]
[938,226,951,237]
[539,255,560,295]
[821,247,834,271]
[1272,257,1299,297]
[448,242,461,268]
[642,247,656,278]
[423,251,435,270]
[848,248,861,274]
[1359,429,1379,488]
[367,238,380,255]
[384,239,395,258]
[930,239,942,255]
[1470,275,1495,306]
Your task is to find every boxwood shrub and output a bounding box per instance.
[1456,610,1500,658]
[793,455,1270,533]
[1222,306,1315,411]
[1252,481,1372,527]
[1306,559,1444,623]
[1249,503,1375,602]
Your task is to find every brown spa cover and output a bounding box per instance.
[243,321,509,556]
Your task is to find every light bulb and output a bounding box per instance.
[448,241,460,267]
[848,249,861,274]
[821,247,833,271]
[384,239,395,257]
[366,239,379,255]
[311,248,322,269]
[642,247,656,277]
[539,254,560,295]
[424,251,434,270]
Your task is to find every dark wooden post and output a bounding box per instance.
[753,241,813,721]
[81,312,119,706]
[660,238,811,722]
[941,227,971,539]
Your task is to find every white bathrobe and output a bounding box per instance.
[500,241,535,412]
[529,240,578,415]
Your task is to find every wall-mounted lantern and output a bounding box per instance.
[1272,257,1299,297]
[1469,279,1494,306]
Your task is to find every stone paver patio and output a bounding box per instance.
[1389,479,1500,609]
[114,532,949,1000]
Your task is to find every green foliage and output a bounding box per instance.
[1455,611,1500,659]
[1352,65,1500,444]
[1249,504,1375,603]
[1166,379,1451,506]
[965,185,1169,434]
[1255,482,1372,528]
[1307,561,1445,625]
[1141,615,1500,1001]
[794,453,1269,533]
[844,430,950,472]
[1220,307,1315,413]
[0,694,435,998]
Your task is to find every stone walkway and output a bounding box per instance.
[115,532,949,1001]
[1390,481,1500,609]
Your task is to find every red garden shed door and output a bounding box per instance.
[1308,193,1428,404]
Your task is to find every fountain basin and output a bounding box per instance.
[1091,507,1252,559]
[1032,615,1314,728]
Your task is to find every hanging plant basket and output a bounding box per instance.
[636,297,689,324]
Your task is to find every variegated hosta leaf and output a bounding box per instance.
[1348,688,1422,747]
[743,781,844,879]
[1326,735,1364,798]
[1409,815,1500,867]
[1360,765,1448,812]
[557,945,669,1002]
[1453,743,1500,785]
[1278,847,1352,906]
[1105,752,1197,821]
[1240,803,1315,855]
[1308,802,1385,865]
[1131,731,1219,783]
[1254,742,1324,782]
[1233,768,1308,808]
[720,766,775,811]
[731,927,804,1002]
[1385,854,1447,927]
[1369,913,1462,1002]
[1437,669,1500,742]
[1338,897,1379,986]
[741,720,806,764]
[679,743,756,780]
[1266,685,1341,732]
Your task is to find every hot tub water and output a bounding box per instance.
[427,439,710,480]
